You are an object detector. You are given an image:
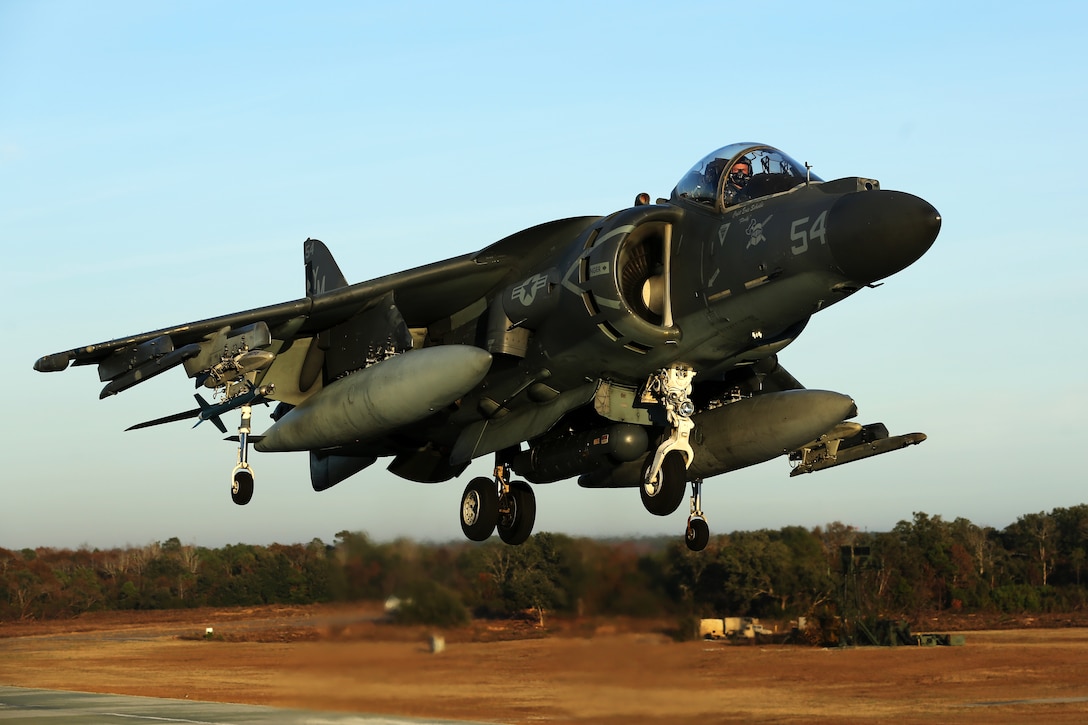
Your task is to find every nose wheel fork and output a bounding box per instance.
[639,365,696,518]
[642,366,696,489]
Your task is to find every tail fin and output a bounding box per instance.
[304,238,349,296]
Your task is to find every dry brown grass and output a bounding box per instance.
[3,605,1088,723]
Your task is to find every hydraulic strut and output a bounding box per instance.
[642,365,697,486]
[230,404,255,505]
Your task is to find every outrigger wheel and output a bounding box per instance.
[684,477,710,551]
[231,465,255,506]
[230,405,255,506]
[686,517,710,552]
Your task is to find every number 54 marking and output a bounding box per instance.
[790,210,828,255]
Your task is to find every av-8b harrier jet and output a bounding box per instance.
[35,143,941,551]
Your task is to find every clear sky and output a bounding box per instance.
[2,1,1086,550]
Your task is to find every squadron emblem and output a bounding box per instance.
[745,214,773,249]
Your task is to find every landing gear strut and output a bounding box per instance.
[639,365,713,550]
[640,365,696,517]
[459,458,537,544]
[642,366,696,482]
[685,478,710,552]
[230,404,255,505]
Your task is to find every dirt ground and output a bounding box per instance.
[4,605,1088,724]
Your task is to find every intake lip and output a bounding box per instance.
[827,190,941,284]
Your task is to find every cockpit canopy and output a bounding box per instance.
[672,143,822,212]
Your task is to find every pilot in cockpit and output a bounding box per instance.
[722,158,752,207]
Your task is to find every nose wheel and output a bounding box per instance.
[640,450,687,516]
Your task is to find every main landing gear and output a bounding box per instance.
[460,458,537,545]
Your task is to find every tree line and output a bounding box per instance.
[3,505,1088,624]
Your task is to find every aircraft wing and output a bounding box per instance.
[751,355,805,393]
[789,422,927,476]
[34,216,601,402]
[746,357,926,476]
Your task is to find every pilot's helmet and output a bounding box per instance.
[728,158,752,189]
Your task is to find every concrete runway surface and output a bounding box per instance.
[0,687,498,724]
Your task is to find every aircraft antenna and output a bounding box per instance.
[805,162,813,184]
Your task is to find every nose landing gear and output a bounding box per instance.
[640,365,708,550]
[639,365,696,518]
[640,450,687,516]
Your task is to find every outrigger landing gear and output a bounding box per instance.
[685,478,710,552]
[459,458,537,545]
[230,404,255,505]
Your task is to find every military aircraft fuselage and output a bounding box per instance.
[443,167,939,469]
[34,142,941,550]
[535,179,934,379]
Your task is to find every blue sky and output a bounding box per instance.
[2,1,1086,549]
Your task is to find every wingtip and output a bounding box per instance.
[34,352,72,373]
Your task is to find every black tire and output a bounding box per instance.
[231,466,254,506]
[498,480,537,546]
[640,451,687,516]
[686,517,710,552]
[460,477,498,541]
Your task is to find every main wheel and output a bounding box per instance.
[640,451,686,516]
[686,517,710,551]
[460,477,498,541]
[231,465,254,506]
[497,480,537,546]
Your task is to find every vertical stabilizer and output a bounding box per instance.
[304,238,349,296]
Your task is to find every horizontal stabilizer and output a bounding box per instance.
[789,422,926,476]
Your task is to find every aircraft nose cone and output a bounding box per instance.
[827,190,941,284]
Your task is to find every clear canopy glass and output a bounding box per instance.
[672,143,822,211]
